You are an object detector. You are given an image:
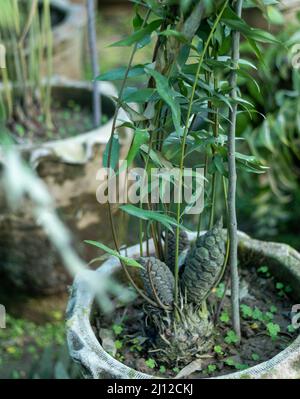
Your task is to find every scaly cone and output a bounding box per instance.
[139,257,175,307]
[181,218,225,304]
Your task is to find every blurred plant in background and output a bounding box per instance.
[0,312,81,379]
[0,0,53,140]
[236,15,300,245]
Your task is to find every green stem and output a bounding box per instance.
[209,172,217,229]
[139,218,143,257]
[1,67,13,118]
[106,9,151,252]
[174,0,229,307]
[196,152,208,238]
[105,9,158,308]
[87,0,101,127]
[209,76,219,229]
[197,68,211,238]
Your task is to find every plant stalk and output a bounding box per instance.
[174,0,229,306]
[105,9,157,308]
[209,75,219,229]
[42,0,53,132]
[228,0,243,341]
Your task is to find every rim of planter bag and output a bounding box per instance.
[0,76,130,167]
[66,231,300,379]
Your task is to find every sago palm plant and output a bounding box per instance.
[87,0,279,365]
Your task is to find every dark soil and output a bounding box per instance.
[7,100,108,145]
[93,263,298,379]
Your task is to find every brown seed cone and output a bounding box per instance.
[181,218,225,304]
[165,229,189,274]
[139,257,175,307]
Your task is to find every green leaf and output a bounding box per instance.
[207,364,217,373]
[214,345,224,355]
[96,65,146,81]
[162,133,184,164]
[110,19,162,47]
[235,363,249,371]
[126,129,149,168]
[225,358,235,367]
[133,12,143,29]
[122,88,157,103]
[235,152,269,174]
[266,322,280,339]
[247,28,280,44]
[250,0,279,13]
[224,330,239,345]
[159,365,166,373]
[115,340,123,350]
[251,353,260,362]
[120,204,189,232]
[140,144,173,168]
[237,68,261,94]
[222,7,280,44]
[158,29,198,50]
[258,265,269,274]
[276,282,284,290]
[112,324,123,335]
[213,154,228,177]
[240,304,253,319]
[247,37,264,64]
[270,305,277,314]
[205,56,257,71]
[266,5,284,25]
[252,307,264,321]
[145,67,182,136]
[103,135,120,170]
[145,358,156,369]
[132,13,152,49]
[287,324,296,333]
[216,283,225,299]
[220,311,230,323]
[121,102,148,122]
[84,240,143,269]
[159,29,188,42]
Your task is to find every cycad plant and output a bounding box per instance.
[87,0,278,365]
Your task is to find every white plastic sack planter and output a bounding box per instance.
[66,232,300,379]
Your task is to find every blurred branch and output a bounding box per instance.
[19,0,38,45]
[87,0,101,127]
